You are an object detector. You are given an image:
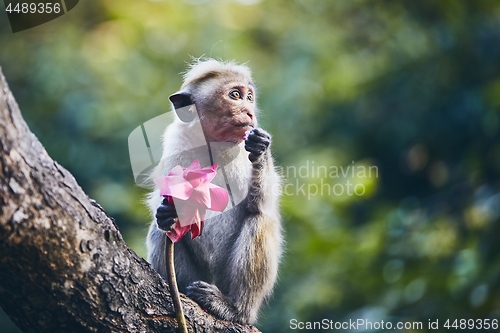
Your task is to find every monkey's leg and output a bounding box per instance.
[186,214,275,325]
[186,199,279,324]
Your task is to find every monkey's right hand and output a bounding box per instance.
[155,198,178,231]
[245,128,271,163]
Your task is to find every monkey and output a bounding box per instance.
[146,59,283,325]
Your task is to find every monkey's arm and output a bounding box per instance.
[187,128,282,324]
[244,128,279,214]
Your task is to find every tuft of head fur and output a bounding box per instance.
[181,58,254,90]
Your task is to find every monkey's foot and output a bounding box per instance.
[186,281,242,323]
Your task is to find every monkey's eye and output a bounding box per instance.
[229,90,241,100]
[247,92,254,102]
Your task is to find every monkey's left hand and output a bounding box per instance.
[245,128,271,163]
[155,197,178,231]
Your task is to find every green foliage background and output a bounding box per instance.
[1,1,500,332]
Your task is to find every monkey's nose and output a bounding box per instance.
[246,112,254,121]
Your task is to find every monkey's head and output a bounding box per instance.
[169,59,258,144]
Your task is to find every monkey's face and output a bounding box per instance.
[198,79,258,144]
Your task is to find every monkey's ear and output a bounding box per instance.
[169,91,192,109]
[169,91,197,122]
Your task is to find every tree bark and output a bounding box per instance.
[0,68,261,333]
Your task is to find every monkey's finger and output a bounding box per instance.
[157,204,177,214]
[246,136,270,148]
[156,212,178,222]
[245,148,266,159]
[157,217,177,231]
[247,132,270,144]
[245,136,268,146]
[156,208,177,219]
[156,213,177,220]
[158,204,179,211]
[245,147,264,157]
[250,127,270,137]
[248,128,271,141]
[246,138,270,153]
[245,142,267,155]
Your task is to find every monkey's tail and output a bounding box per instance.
[166,237,189,333]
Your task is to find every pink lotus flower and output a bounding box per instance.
[154,160,229,242]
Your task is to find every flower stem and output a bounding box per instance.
[166,236,188,333]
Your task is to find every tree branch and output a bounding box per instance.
[0,67,260,333]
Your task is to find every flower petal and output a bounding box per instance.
[157,162,228,236]
[167,177,194,200]
[184,160,201,172]
[177,202,203,227]
[207,185,229,211]
[190,220,205,239]
[185,165,217,188]
[166,224,191,243]
[156,173,195,199]
[188,184,212,208]
[154,177,169,195]
[168,165,185,177]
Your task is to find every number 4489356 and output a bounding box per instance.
[444,319,498,330]
[5,2,61,14]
